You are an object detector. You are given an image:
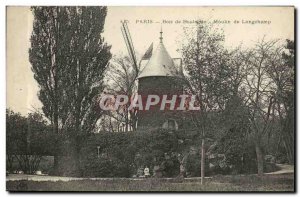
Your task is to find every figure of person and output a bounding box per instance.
[144,166,150,178]
[137,167,144,178]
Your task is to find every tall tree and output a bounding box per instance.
[65,7,112,173]
[29,6,111,174]
[179,23,233,184]
[266,40,294,164]
[240,39,279,175]
[30,7,64,173]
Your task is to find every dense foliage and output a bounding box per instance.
[6,109,54,173]
[29,6,112,174]
[6,107,287,177]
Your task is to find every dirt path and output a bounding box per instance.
[266,164,294,175]
[7,164,294,182]
[6,174,145,182]
[6,174,212,182]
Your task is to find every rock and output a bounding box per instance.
[265,155,275,163]
[35,170,42,175]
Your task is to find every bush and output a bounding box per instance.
[82,156,133,177]
[79,132,136,177]
[214,127,258,175]
[134,129,182,177]
[185,152,211,177]
[186,154,201,177]
[79,129,187,178]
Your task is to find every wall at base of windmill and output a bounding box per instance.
[137,76,183,131]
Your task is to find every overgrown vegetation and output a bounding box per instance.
[6,109,54,174]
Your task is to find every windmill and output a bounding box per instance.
[121,22,183,131]
[121,21,153,74]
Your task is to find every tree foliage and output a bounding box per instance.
[180,22,295,177]
[103,54,139,132]
[6,109,53,174]
[179,23,235,182]
[29,6,112,174]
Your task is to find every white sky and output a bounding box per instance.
[6,6,294,115]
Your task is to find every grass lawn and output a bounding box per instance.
[6,173,294,192]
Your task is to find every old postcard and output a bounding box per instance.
[6,6,295,192]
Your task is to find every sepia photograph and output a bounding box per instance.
[6,6,295,192]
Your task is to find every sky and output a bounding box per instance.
[6,6,294,115]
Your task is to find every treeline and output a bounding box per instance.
[179,24,294,177]
[105,23,294,178]
[6,109,55,174]
[5,108,283,177]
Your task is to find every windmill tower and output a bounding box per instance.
[121,22,183,131]
[137,29,183,130]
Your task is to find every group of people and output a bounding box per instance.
[136,164,185,178]
[135,153,186,178]
[136,166,150,178]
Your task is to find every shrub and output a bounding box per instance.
[80,132,136,177]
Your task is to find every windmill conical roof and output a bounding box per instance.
[138,41,178,79]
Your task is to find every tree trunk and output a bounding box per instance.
[255,143,264,176]
[73,138,81,176]
[201,138,205,184]
[7,155,15,173]
[53,155,59,174]
[53,108,59,175]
